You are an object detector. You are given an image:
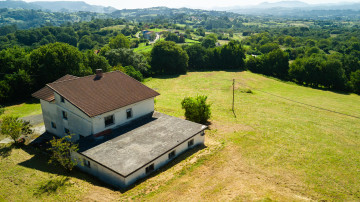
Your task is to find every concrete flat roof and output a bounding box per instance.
[78,112,207,177]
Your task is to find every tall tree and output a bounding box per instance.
[109,34,130,49]
[29,42,90,87]
[150,41,188,74]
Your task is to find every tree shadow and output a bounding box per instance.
[0,144,14,158]
[33,176,70,196]
[151,74,183,79]
[188,68,245,73]
[2,98,40,107]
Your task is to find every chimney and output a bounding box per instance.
[95,69,103,79]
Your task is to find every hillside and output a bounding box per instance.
[1,71,359,201]
[0,0,116,13]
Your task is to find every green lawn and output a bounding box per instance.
[133,43,153,53]
[1,71,359,201]
[144,71,360,200]
[0,100,41,119]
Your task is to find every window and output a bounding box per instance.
[145,163,154,174]
[62,111,68,120]
[168,150,176,159]
[104,115,114,127]
[51,122,56,129]
[126,108,132,119]
[61,96,65,103]
[64,128,70,135]
[188,139,194,147]
[83,159,91,168]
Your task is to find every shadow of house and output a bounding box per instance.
[18,141,206,193]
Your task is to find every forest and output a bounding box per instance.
[0,7,360,104]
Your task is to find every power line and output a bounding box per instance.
[236,81,360,120]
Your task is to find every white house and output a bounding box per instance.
[32,70,207,188]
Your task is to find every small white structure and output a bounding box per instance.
[32,70,207,188]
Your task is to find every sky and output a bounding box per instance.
[23,0,360,10]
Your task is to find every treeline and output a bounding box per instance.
[241,27,360,93]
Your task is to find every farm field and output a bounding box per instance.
[0,71,359,201]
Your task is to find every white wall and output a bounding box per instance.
[124,131,205,186]
[71,131,205,188]
[40,93,154,140]
[71,152,126,188]
[91,98,154,134]
[41,99,62,136]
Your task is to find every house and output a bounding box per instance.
[32,70,207,188]
[142,30,154,40]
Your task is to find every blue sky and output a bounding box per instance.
[24,0,360,10]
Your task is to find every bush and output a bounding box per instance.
[181,95,211,124]
[0,115,33,143]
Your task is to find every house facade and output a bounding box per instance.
[32,70,207,188]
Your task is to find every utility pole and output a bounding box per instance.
[232,79,236,118]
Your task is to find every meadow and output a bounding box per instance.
[0,71,359,201]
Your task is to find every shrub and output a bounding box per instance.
[0,115,33,143]
[48,134,79,172]
[181,95,211,124]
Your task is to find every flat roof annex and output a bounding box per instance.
[32,71,160,117]
[78,112,207,177]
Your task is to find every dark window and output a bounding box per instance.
[62,111,68,120]
[104,115,114,127]
[145,163,154,174]
[188,139,194,147]
[51,122,56,129]
[168,150,176,159]
[126,109,132,119]
[61,96,65,103]
[83,159,90,168]
[64,128,70,135]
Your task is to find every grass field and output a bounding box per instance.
[1,71,359,201]
[0,99,41,119]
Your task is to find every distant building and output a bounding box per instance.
[32,70,207,188]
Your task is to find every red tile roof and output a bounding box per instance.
[33,71,159,117]
[32,75,78,102]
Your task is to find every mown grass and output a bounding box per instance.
[0,144,90,201]
[143,71,360,200]
[0,100,41,119]
[0,71,359,201]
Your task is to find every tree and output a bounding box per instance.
[220,40,246,69]
[78,35,95,50]
[109,34,130,49]
[262,49,289,79]
[83,50,110,73]
[181,95,211,124]
[105,48,149,73]
[350,70,360,94]
[29,42,90,87]
[183,44,207,70]
[113,65,143,82]
[150,41,189,74]
[0,115,32,143]
[201,36,217,48]
[48,134,79,172]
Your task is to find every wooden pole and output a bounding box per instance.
[232,79,236,118]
